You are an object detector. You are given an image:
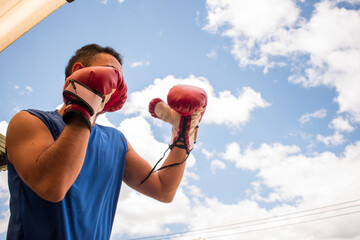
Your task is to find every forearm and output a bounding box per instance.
[124,141,188,203]
[153,147,188,202]
[31,116,90,202]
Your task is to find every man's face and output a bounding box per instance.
[88,53,123,76]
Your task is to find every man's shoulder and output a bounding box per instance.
[8,109,58,133]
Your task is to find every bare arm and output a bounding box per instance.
[123,140,188,203]
[123,85,207,203]
[6,111,90,202]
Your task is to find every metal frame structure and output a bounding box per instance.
[0,0,74,52]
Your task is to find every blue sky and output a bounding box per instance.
[1,0,360,239]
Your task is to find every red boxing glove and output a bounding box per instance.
[62,66,127,129]
[149,84,207,153]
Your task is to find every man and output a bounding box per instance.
[5,44,207,239]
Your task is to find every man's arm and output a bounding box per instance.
[123,85,207,203]
[7,65,125,202]
[6,110,90,202]
[123,140,188,203]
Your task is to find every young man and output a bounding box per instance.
[5,44,207,239]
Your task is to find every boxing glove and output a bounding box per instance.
[62,66,127,129]
[149,84,207,153]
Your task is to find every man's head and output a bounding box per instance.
[65,44,123,78]
[60,44,127,122]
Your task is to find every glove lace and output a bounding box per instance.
[138,118,191,187]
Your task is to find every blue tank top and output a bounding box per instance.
[7,109,128,240]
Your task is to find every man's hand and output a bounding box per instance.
[62,66,127,129]
[149,84,207,153]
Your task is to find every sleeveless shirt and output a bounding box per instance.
[7,109,127,240]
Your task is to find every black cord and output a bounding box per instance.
[138,145,190,187]
[138,146,171,187]
[138,117,191,187]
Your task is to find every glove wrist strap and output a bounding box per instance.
[63,79,104,116]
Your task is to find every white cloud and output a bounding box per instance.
[336,0,360,3]
[195,10,201,26]
[317,131,346,146]
[298,108,327,123]
[204,0,360,121]
[130,60,150,68]
[96,113,116,128]
[25,86,33,93]
[210,159,226,174]
[206,49,217,59]
[222,141,360,205]
[122,75,270,128]
[330,116,355,132]
[287,1,360,121]
[201,148,216,159]
[119,116,169,165]
[112,185,192,238]
[0,210,9,233]
[0,171,9,233]
[0,121,8,135]
[204,0,299,39]
[13,84,33,95]
[184,197,360,240]
[201,142,359,239]
[205,87,270,128]
[0,172,9,197]
[102,0,125,3]
[204,0,300,72]
[56,104,63,110]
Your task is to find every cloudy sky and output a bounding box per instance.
[1,0,360,239]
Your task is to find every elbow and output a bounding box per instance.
[157,191,176,203]
[162,198,174,204]
[149,173,180,203]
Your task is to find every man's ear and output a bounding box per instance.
[72,62,84,73]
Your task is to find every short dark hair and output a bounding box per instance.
[65,44,123,78]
